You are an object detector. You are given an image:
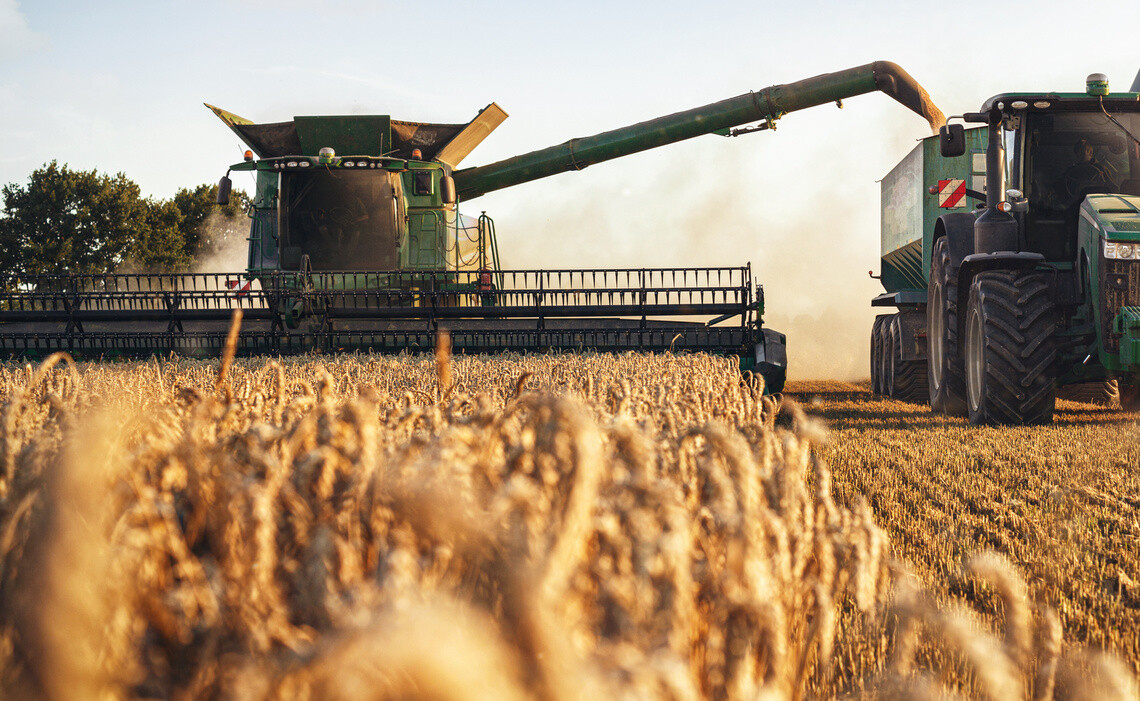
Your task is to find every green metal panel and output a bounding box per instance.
[877,127,987,296]
[294,116,391,157]
[404,210,445,269]
[1116,306,1140,368]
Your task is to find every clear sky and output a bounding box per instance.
[3,0,1139,378]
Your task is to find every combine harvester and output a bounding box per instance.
[0,62,943,394]
[872,70,1140,421]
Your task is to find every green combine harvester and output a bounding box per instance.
[0,62,944,394]
[873,70,1140,422]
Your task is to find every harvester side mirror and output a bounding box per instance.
[217,175,232,205]
[939,124,966,158]
[441,175,456,205]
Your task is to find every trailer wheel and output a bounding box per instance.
[888,315,929,403]
[928,237,967,415]
[871,315,890,394]
[964,270,1057,426]
[883,319,897,397]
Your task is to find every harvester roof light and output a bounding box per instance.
[299,160,311,167]
[344,161,354,167]
[243,150,254,162]
[286,161,298,168]
[1011,100,1028,109]
[1034,101,1051,109]
[411,148,422,160]
[318,147,336,165]
[1087,73,1110,96]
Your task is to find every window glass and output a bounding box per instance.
[1023,111,1140,214]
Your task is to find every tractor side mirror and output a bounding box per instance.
[441,175,456,205]
[217,175,232,205]
[940,124,966,158]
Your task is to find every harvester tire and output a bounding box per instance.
[1055,380,1120,407]
[928,237,967,416]
[964,270,1057,426]
[871,315,891,394]
[888,315,929,403]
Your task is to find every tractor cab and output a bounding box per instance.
[996,97,1140,260]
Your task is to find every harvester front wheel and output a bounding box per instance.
[928,237,967,416]
[964,270,1057,426]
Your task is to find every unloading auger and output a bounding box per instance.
[0,62,944,393]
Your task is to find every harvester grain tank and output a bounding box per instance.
[873,70,1140,422]
[0,62,944,394]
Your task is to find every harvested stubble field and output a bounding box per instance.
[782,381,1140,675]
[0,350,1136,700]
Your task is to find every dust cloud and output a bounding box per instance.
[475,107,918,381]
[193,211,249,273]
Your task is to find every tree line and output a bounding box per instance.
[0,161,252,276]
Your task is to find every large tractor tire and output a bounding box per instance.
[964,270,1058,426]
[888,315,930,403]
[871,315,891,394]
[928,237,968,415]
[1056,380,1120,407]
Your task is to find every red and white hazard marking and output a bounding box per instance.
[937,179,966,208]
[226,279,252,298]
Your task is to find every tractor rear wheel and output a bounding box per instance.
[928,237,967,415]
[964,270,1057,426]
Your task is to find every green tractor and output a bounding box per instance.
[873,71,1140,422]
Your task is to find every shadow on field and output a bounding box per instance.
[783,382,1139,431]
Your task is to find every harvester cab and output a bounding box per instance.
[874,70,1140,422]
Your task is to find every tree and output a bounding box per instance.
[0,161,153,275]
[0,163,250,276]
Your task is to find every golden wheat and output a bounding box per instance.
[0,355,1133,700]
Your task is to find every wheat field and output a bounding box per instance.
[0,349,1136,700]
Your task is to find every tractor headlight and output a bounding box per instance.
[1107,241,1140,259]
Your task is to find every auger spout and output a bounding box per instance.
[453,61,944,201]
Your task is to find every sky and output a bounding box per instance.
[2,0,1139,379]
